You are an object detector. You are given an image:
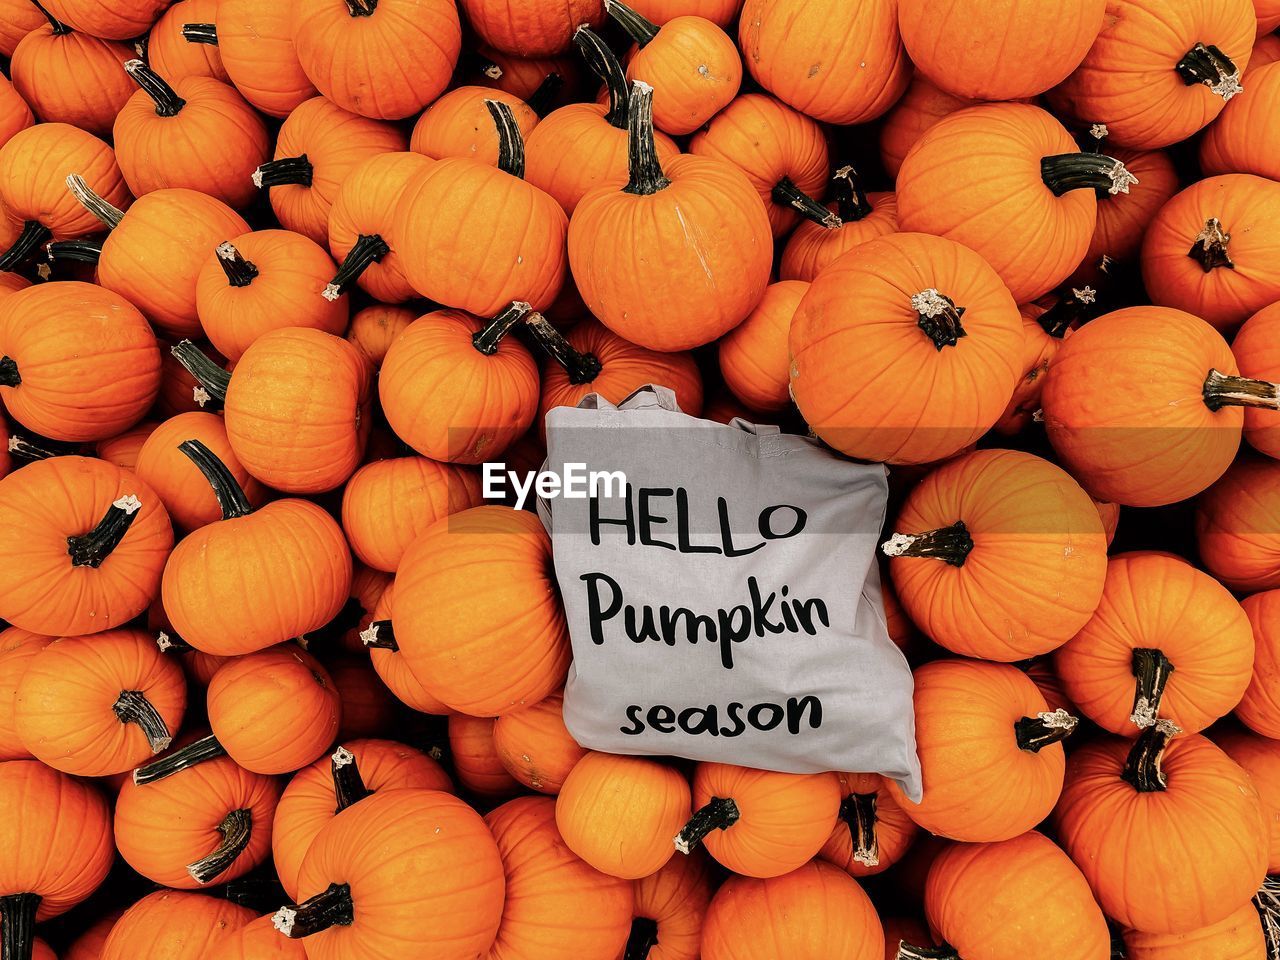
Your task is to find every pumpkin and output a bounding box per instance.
[38,0,167,39]
[1254,30,1280,68]
[918,831,1111,960]
[1197,455,1280,590]
[450,713,524,799]
[362,583,452,715]
[878,75,975,180]
[617,850,710,960]
[738,0,909,124]
[0,282,160,441]
[1040,306,1272,506]
[817,772,919,879]
[0,456,172,637]
[459,0,606,57]
[1232,302,1280,458]
[345,304,415,367]
[411,86,539,166]
[779,167,898,283]
[378,303,540,464]
[1215,727,1280,872]
[147,0,228,83]
[486,795,633,960]
[468,43,583,101]
[203,915,306,960]
[788,231,1023,465]
[569,82,771,351]
[64,909,123,960]
[325,658,397,740]
[1202,61,1280,182]
[276,789,505,960]
[1047,0,1256,149]
[717,281,806,412]
[898,103,1136,303]
[197,0,317,118]
[884,449,1108,661]
[626,0,741,24]
[100,891,255,960]
[196,231,349,361]
[14,628,185,776]
[701,860,885,960]
[492,692,588,794]
[0,123,130,272]
[0,629,54,761]
[160,439,352,656]
[1072,145,1180,283]
[117,734,281,888]
[886,660,1077,842]
[156,339,227,415]
[1237,590,1280,737]
[393,506,571,715]
[1055,722,1268,934]
[113,61,270,209]
[0,0,44,57]
[1123,900,1268,960]
[271,739,453,899]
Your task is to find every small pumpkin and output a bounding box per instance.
[1232,301,1280,459]
[717,281,806,412]
[1237,590,1280,738]
[779,166,898,283]
[450,713,524,800]
[202,915,306,960]
[100,891,255,960]
[1123,900,1268,960]
[459,0,606,57]
[1073,143,1180,278]
[0,629,54,761]
[362,582,452,715]
[345,304,415,367]
[492,691,588,795]
[1197,455,1280,591]
[1215,727,1280,872]
[147,0,228,83]
[325,657,396,741]
[202,0,318,118]
[63,909,124,960]
[817,772,919,879]
[411,86,539,166]
[468,43,583,101]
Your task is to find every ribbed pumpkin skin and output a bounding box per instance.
[1201,61,1280,180]
[789,232,1023,466]
[1124,900,1267,960]
[702,860,885,960]
[1215,728,1280,872]
[1254,31,1280,67]
[10,28,134,138]
[1238,591,1280,737]
[1047,0,1256,149]
[459,0,606,56]
[1041,307,1244,507]
[493,692,588,794]
[272,738,454,900]
[0,760,114,918]
[738,0,909,124]
[1232,302,1280,458]
[147,0,228,82]
[0,76,32,151]
[623,850,712,960]
[625,16,741,136]
[818,772,919,878]
[346,304,416,367]
[879,75,974,179]
[0,628,54,760]
[38,0,167,38]
[780,192,898,283]
[1055,734,1267,935]
[15,629,185,776]
[114,750,281,888]
[411,86,539,166]
[450,713,523,799]
[0,457,172,637]
[393,507,571,716]
[1197,456,1280,591]
[718,280,807,412]
[0,0,44,56]
[296,789,506,960]
[886,660,1067,842]
[897,103,1099,304]
[0,282,160,441]
[100,891,255,960]
[926,831,1110,960]
[890,449,1108,661]
[367,583,450,714]
[486,796,634,960]
[216,0,317,117]
[203,915,306,960]
[629,0,742,23]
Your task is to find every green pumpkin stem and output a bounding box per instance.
[573,25,630,129]
[344,0,376,14]
[1202,368,1280,412]
[1188,217,1234,272]
[133,733,228,785]
[45,238,103,264]
[910,289,967,350]
[323,234,388,301]
[472,300,533,355]
[187,809,253,885]
[486,99,526,179]
[881,521,974,567]
[32,0,71,34]
[179,438,253,520]
[623,917,660,960]
[215,241,259,287]
[895,945,960,960]
[65,173,125,229]
[1120,719,1181,793]
[67,494,143,568]
[331,746,371,812]
[1128,647,1175,728]
[772,176,840,229]
[170,340,231,405]
[1014,709,1079,753]
[253,155,314,189]
[674,797,740,854]
[1252,876,1280,957]
[273,883,355,938]
[1176,42,1243,101]
[1041,152,1138,197]
[624,81,670,196]
[831,165,873,222]
[358,619,398,651]
[181,22,218,44]
[124,59,186,117]
[605,0,660,46]
[839,792,880,867]
[0,893,41,960]
[525,313,602,384]
[113,690,173,753]
[0,357,19,388]
[525,72,563,118]
[0,220,53,272]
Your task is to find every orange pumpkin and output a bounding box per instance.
[1238,590,1280,737]
[878,75,975,179]
[0,629,54,761]
[0,0,44,57]
[411,86,539,166]
[1253,30,1280,68]
[450,713,524,800]
[469,42,583,100]
[625,0,740,23]
[345,304,415,368]
[37,0,166,38]
[326,656,396,740]
[203,915,307,960]
[618,849,711,960]
[147,0,228,83]
[717,281,806,412]
[817,772,919,879]
[157,338,227,416]
[63,909,124,960]
[1197,455,1280,590]
[362,582,452,715]
[1202,61,1280,183]
[1215,727,1280,872]
[1123,900,1268,960]
[100,891,254,960]
[779,167,898,283]
[193,0,316,118]
[492,691,588,794]
[1232,302,1280,458]
[459,0,606,57]
[788,231,1023,465]
[1073,145,1180,279]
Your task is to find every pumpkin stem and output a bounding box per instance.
[1083,122,1109,153]
[133,733,228,785]
[485,99,526,179]
[525,73,563,118]
[839,792,880,867]
[64,173,125,229]
[1202,368,1280,412]
[253,155,314,189]
[331,746,371,811]
[674,797,740,854]
[187,808,252,885]
[0,357,19,388]
[623,81,670,196]
[1176,42,1243,101]
[6,431,68,462]
[1188,218,1234,272]
[1128,647,1175,729]
[181,22,218,44]
[910,289,967,350]
[525,313,603,384]
[831,165,872,222]
[0,220,52,272]
[155,630,192,653]
[67,495,142,568]
[1120,718,1181,793]
[170,340,231,404]
[31,0,71,33]
[45,238,103,265]
[359,619,399,651]
[605,0,660,46]
[573,25,629,129]
[472,300,533,355]
[880,521,974,567]
[179,438,253,521]
[1040,152,1138,197]
[273,883,355,938]
[213,240,258,287]
[124,59,186,117]
[343,0,376,15]
[1014,709,1079,752]
[0,893,41,960]
[895,945,959,960]
[113,690,173,753]
[623,917,660,960]
[1036,257,1113,338]
[772,176,840,229]
[323,234,388,301]
[1252,876,1280,958]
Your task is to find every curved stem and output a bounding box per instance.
[525,73,563,118]
[911,289,967,350]
[839,792,879,867]
[181,22,218,44]
[573,25,629,129]
[32,0,71,34]
[674,797,740,854]
[0,357,19,388]
[273,883,355,938]
[485,99,525,179]
[0,893,41,960]
[772,176,840,229]
[896,945,959,960]
[187,809,252,884]
[605,0,659,46]
[1189,217,1234,272]
[525,313,602,384]
[323,234,387,301]
[1041,152,1137,197]
[472,300,532,355]
[331,746,371,812]
[65,173,124,229]
[881,521,973,568]
[1014,709,1079,753]
[831,165,872,222]
[67,495,142,568]
[179,438,253,520]
[0,221,52,272]
[1129,647,1175,728]
[113,690,173,753]
[46,238,103,264]
[124,59,186,117]
[1120,719,1181,793]
[253,155,313,189]
[1203,368,1280,412]
[133,733,227,785]
[214,241,259,287]
[623,81,670,196]
[170,340,231,403]
[1176,42,1243,100]
[359,619,398,651]
[623,917,660,960]
[344,0,376,14]
[6,431,69,462]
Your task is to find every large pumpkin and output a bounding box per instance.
[100,890,254,960]
[1197,455,1280,591]
[209,0,318,117]
[1201,60,1280,181]
[779,166,898,283]
[817,772,919,879]
[1237,590,1280,737]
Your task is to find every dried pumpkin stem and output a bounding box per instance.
[124,59,186,117]
[525,313,603,384]
[1084,122,1109,153]
[1014,709,1079,753]
[623,916,660,960]
[113,690,173,753]
[1188,218,1234,272]
[253,155,314,189]
[210,241,257,287]
[1252,876,1280,958]
[67,495,142,568]
[624,81,670,196]
[605,0,660,46]
[273,883,355,938]
[181,22,218,44]
[1176,42,1243,101]
[1035,263,1111,338]
[1129,647,1175,729]
[0,357,19,388]
[1040,152,1138,197]
[133,733,228,785]
[881,521,974,567]
[170,340,231,403]
[65,173,125,229]
[486,99,526,179]
[7,431,68,462]
[1121,719,1181,792]
[0,893,41,960]
[45,238,103,265]
[839,792,880,867]
[32,0,71,34]
[179,438,253,520]
[573,25,629,129]
[910,289,967,350]
[525,72,563,118]
[344,0,376,15]
[895,945,960,960]
[359,619,399,651]
[674,797,740,854]
[331,746,371,812]
[187,808,252,884]
[1203,368,1280,412]
[323,234,389,301]
[0,220,52,272]
[472,300,533,355]
[772,176,841,229]
[831,165,873,222]
[155,630,192,653]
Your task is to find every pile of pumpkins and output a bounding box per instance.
[1,0,1280,957]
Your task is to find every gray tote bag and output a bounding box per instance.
[538,385,922,800]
